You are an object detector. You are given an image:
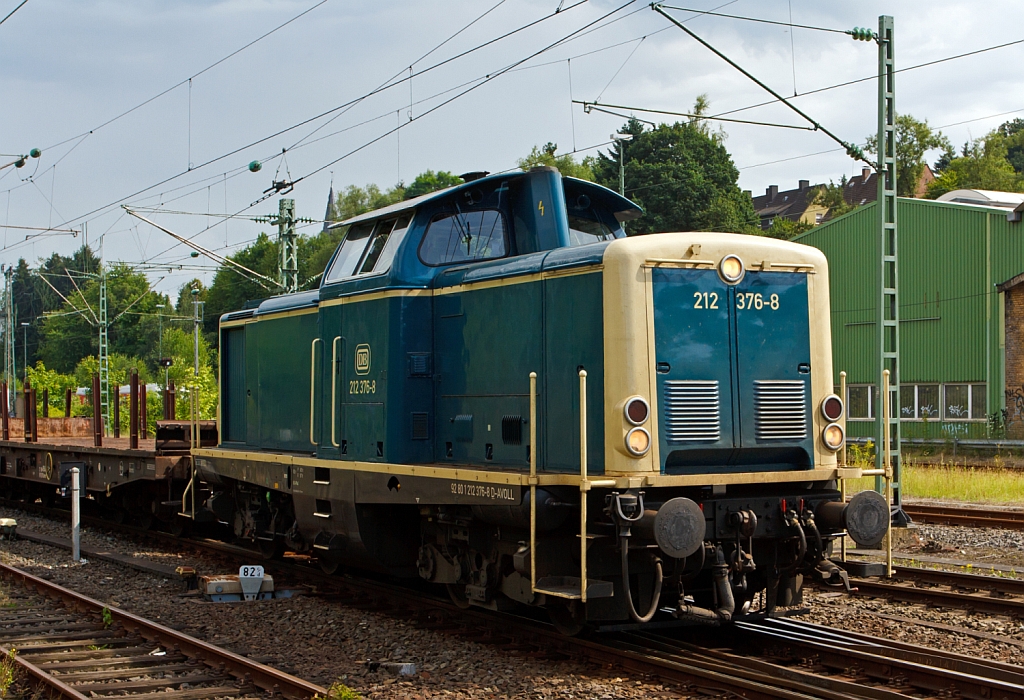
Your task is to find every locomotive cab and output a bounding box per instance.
[197,166,884,632]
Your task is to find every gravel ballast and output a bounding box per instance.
[2,506,1024,696]
[0,508,688,699]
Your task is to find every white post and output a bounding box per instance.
[71,467,81,562]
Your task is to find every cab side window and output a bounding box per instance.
[567,214,616,246]
[357,214,412,274]
[419,209,507,266]
[324,221,375,283]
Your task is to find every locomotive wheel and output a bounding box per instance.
[136,513,154,531]
[548,600,586,636]
[169,517,191,538]
[319,555,342,575]
[446,584,471,609]
[258,537,286,561]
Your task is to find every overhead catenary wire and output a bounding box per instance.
[657,5,849,34]
[576,100,816,130]
[40,0,329,154]
[286,0,642,189]
[0,224,77,233]
[123,208,281,290]
[135,2,642,271]
[653,4,872,167]
[46,0,595,232]
[0,0,27,27]
[712,36,1024,120]
[286,0,523,152]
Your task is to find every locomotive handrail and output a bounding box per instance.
[309,338,322,447]
[529,372,537,596]
[330,336,341,448]
[578,370,588,603]
[644,257,715,267]
[181,385,200,520]
[531,369,613,603]
[839,371,847,563]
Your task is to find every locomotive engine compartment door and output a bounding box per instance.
[733,271,813,457]
[653,267,813,473]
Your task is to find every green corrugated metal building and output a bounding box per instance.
[796,198,1024,440]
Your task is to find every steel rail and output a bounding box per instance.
[0,560,326,699]
[732,618,1024,700]
[903,503,1024,530]
[888,564,1024,595]
[848,575,1024,617]
[0,501,857,699]
[7,497,1024,698]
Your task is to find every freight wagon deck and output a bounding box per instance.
[0,421,217,526]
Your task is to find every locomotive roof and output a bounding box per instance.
[332,170,642,228]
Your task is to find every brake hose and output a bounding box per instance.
[779,516,808,575]
[620,536,663,623]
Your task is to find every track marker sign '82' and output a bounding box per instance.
[238,565,265,601]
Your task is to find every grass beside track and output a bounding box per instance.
[845,462,1024,503]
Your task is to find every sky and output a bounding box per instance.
[1,0,1023,297]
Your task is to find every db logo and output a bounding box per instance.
[354,344,371,375]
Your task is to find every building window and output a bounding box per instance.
[899,384,940,420]
[943,384,969,420]
[971,384,987,420]
[815,212,824,224]
[918,384,940,419]
[847,385,873,420]
[942,383,986,421]
[848,383,986,422]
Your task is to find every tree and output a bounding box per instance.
[12,258,42,371]
[517,143,595,181]
[926,132,1024,199]
[24,362,77,416]
[592,110,758,235]
[866,114,951,197]
[405,170,463,199]
[812,177,858,220]
[37,265,164,373]
[997,118,1024,174]
[203,233,278,340]
[330,183,405,222]
[160,327,217,420]
[765,216,813,240]
[175,279,205,317]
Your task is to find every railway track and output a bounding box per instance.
[5,498,1024,699]
[843,564,1024,617]
[0,560,326,700]
[904,503,1024,530]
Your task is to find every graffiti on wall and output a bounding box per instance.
[1007,386,1024,424]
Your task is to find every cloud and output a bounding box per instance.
[0,0,1021,295]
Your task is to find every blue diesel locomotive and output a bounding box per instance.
[193,166,887,632]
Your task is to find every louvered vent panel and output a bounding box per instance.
[663,380,720,443]
[754,380,808,440]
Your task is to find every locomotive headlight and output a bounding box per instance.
[718,254,745,284]
[820,394,844,421]
[624,396,650,425]
[822,423,845,451]
[625,427,651,456]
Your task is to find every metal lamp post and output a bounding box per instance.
[20,321,28,382]
[610,132,633,196]
[155,304,166,388]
